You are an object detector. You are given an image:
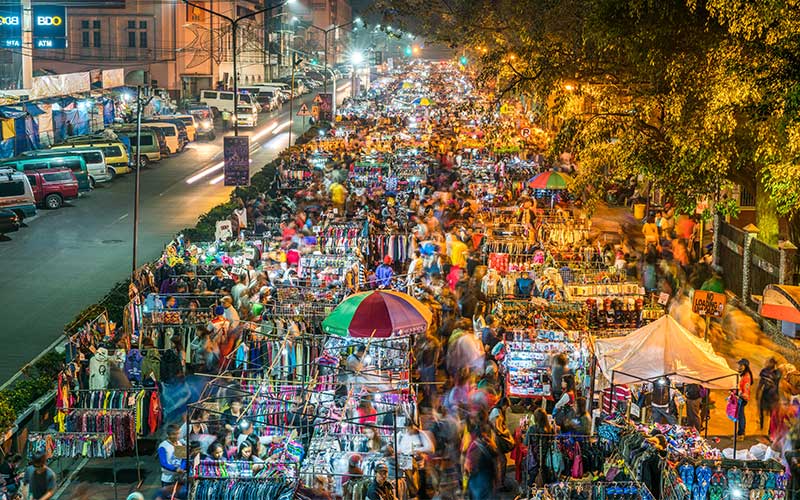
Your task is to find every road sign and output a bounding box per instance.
[297,103,311,117]
[313,94,323,104]
[311,105,319,118]
[692,290,727,317]
[520,127,531,137]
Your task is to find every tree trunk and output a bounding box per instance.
[756,177,780,246]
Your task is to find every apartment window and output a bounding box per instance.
[128,19,147,48]
[81,19,101,48]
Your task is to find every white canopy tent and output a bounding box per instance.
[594,315,737,390]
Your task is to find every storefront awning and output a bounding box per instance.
[760,284,800,324]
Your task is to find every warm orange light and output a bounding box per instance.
[509,54,516,61]
[412,46,420,55]
[564,84,574,91]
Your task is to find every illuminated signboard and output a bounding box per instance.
[32,4,66,49]
[0,4,22,48]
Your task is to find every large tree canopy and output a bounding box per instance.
[376,0,800,242]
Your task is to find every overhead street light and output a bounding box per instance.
[294,17,363,97]
[182,0,296,136]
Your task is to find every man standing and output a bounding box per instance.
[366,461,395,500]
[21,452,56,500]
[157,424,185,488]
[650,377,676,425]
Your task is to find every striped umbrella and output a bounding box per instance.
[527,171,572,190]
[322,290,432,338]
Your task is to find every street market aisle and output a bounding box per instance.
[0,88,346,380]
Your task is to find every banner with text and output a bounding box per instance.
[223,136,250,186]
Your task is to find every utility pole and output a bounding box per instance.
[184,0,293,136]
[132,86,153,275]
[289,52,301,146]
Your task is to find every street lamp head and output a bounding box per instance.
[291,16,298,22]
[351,50,364,65]
[354,17,362,25]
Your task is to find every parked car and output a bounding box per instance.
[0,155,91,193]
[110,128,162,167]
[53,140,131,178]
[0,209,20,235]
[22,148,110,188]
[0,168,36,221]
[25,168,79,209]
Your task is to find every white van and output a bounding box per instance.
[199,90,258,115]
[22,148,111,187]
[0,168,36,220]
[236,105,258,128]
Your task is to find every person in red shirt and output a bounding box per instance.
[737,358,754,436]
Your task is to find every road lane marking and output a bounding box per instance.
[272,120,292,134]
[116,213,128,222]
[186,121,278,185]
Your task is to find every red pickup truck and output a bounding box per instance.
[25,168,79,209]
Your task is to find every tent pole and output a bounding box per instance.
[733,373,740,456]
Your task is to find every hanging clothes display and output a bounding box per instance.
[27,432,115,459]
[64,410,136,452]
[190,479,296,500]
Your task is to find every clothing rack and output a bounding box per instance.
[27,432,115,459]
[28,431,122,499]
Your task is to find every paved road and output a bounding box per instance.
[0,83,351,380]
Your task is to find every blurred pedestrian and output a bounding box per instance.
[758,359,782,432]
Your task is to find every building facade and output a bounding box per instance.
[26,0,314,99]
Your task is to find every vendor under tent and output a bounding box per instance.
[593,314,741,449]
[593,314,737,391]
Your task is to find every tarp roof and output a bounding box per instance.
[594,314,737,390]
[760,284,800,324]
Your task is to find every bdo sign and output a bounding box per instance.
[32,5,67,49]
[0,5,22,48]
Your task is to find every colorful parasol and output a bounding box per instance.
[527,171,572,190]
[412,97,432,106]
[322,290,432,338]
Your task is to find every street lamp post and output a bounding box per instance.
[295,18,361,97]
[184,0,293,136]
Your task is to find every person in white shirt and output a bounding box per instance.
[396,421,435,456]
[157,425,185,487]
[230,275,248,309]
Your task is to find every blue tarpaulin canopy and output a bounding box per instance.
[23,103,45,116]
[0,106,27,119]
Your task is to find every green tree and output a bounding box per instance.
[377,0,800,243]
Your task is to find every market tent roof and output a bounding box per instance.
[594,314,737,390]
[760,284,800,324]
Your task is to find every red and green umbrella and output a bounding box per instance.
[528,171,572,190]
[322,290,432,338]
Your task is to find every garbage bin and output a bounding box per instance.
[633,203,646,220]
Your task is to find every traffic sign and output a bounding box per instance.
[520,127,531,137]
[692,290,727,317]
[313,94,323,104]
[311,105,320,118]
[297,103,311,117]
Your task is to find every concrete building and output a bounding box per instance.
[28,0,276,100]
[294,0,352,65]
